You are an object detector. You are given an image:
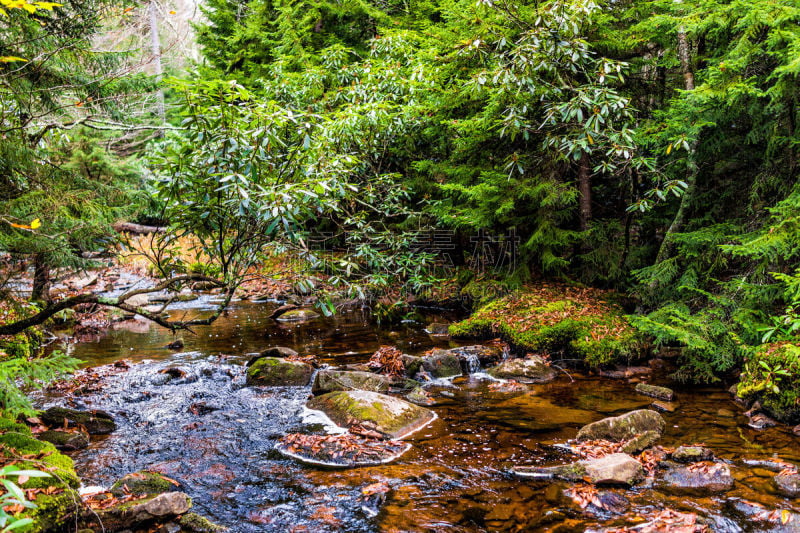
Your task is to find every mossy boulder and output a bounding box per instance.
[110,471,178,497]
[449,285,640,367]
[0,418,81,532]
[245,357,313,386]
[576,409,665,442]
[487,355,557,383]
[620,430,662,454]
[82,491,192,531]
[635,383,675,401]
[659,462,734,494]
[671,445,714,463]
[737,341,800,423]
[421,350,462,378]
[311,370,391,395]
[275,309,320,322]
[246,346,299,366]
[36,430,89,451]
[41,407,116,435]
[307,391,436,439]
[400,354,423,377]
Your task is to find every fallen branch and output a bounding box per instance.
[112,222,166,235]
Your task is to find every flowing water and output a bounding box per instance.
[42,300,800,532]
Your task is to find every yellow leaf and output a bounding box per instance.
[782,510,791,524]
[169,9,176,14]
[666,144,672,155]
[587,134,594,145]
[30,218,41,229]
[0,56,28,62]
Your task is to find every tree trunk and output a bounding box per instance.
[31,254,52,303]
[653,25,697,265]
[578,152,592,231]
[149,1,166,128]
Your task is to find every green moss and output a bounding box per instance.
[179,512,226,532]
[110,471,175,497]
[450,285,640,367]
[737,341,800,423]
[246,357,312,386]
[0,328,44,358]
[0,416,82,532]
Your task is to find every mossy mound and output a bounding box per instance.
[737,341,800,423]
[449,284,640,367]
[110,471,178,497]
[0,417,81,532]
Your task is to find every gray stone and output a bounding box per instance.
[576,409,665,442]
[132,492,191,519]
[247,346,298,366]
[311,370,391,395]
[37,430,89,451]
[620,430,661,454]
[583,453,644,485]
[487,355,557,383]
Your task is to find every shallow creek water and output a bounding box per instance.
[42,300,800,532]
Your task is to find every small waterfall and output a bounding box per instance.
[464,352,481,374]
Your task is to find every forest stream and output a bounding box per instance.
[35,297,800,532]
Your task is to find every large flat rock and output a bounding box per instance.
[487,356,557,383]
[307,391,436,439]
[576,409,665,442]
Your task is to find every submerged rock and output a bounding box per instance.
[275,433,411,467]
[425,322,451,336]
[515,453,643,486]
[659,462,734,494]
[41,406,116,435]
[421,350,462,378]
[487,355,557,383]
[311,370,391,395]
[110,471,178,497]
[635,383,675,401]
[275,308,320,322]
[401,354,423,377]
[37,430,89,451]
[576,409,665,442]
[406,387,436,406]
[245,357,313,386]
[672,445,714,463]
[306,391,436,439]
[178,512,227,532]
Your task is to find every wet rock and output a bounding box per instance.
[448,345,504,368]
[110,471,178,497]
[576,409,665,442]
[306,391,436,439]
[650,400,678,413]
[188,402,220,416]
[635,383,674,401]
[275,308,320,322]
[401,354,423,377]
[598,366,652,379]
[406,387,436,406]
[425,322,451,336]
[672,445,714,463]
[746,409,778,429]
[166,339,184,350]
[245,357,313,386]
[421,350,462,378]
[160,367,187,379]
[775,472,800,497]
[41,407,116,435]
[794,424,800,436]
[132,491,191,519]
[268,304,297,320]
[311,370,391,395]
[727,498,800,532]
[439,390,455,398]
[620,430,661,454]
[178,513,227,532]
[515,453,643,486]
[487,355,557,383]
[660,462,734,494]
[251,346,298,364]
[37,430,89,451]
